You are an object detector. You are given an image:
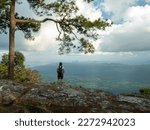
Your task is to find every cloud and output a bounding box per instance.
[145,0,150,3]
[99,5,150,52]
[23,22,59,53]
[101,0,139,22]
[76,0,102,21]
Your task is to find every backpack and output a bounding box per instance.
[57,65,64,74]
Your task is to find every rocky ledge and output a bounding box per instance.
[0,80,150,113]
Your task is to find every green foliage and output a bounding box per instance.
[0,51,41,83]
[84,0,94,2]
[14,51,25,68]
[0,0,41,38]
[15,16,41,40]
[0,0,10,34]
[0,64,7,79]
[79,38,95,54]
[1,0,111,54]
[14,67,41,83]
[1,53,8,66]
[140,88,150,98]
[1,51,25,68]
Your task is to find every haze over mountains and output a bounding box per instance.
[33,62,150,95]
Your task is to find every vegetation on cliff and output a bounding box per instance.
[0,51,41,83]
[140,88,150,98]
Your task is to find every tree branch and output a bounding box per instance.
[15,18,58,23]
[71,30,80,41]
[56,23,62,39]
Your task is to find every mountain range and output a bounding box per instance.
[33,62,150,95]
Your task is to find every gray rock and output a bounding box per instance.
[0,89,16,105]
[118,95,150,106]
[0,79,150,112]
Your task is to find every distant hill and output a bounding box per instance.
[32,63,150,94]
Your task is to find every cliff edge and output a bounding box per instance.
[0,80,150,113]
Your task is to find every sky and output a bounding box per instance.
[1,0,150,66]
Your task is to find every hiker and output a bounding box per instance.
[57,62,65,82]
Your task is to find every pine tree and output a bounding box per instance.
[0,0,111,79]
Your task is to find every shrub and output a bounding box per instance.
[0,51,41,83]
[139,88,150,98]
[0,64,7,79]
[14,67,41,83]
[1,51,25,68]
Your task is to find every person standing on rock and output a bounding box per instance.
[57,62,65,82]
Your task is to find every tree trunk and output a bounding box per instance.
[8,0,16,79]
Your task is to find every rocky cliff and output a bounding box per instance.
[0,80,150,112]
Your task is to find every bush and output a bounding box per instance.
[14,67,41,83]
[0,65,41,83]
[139,88,150,98]
[0,51,41,83]
[1,51,25,68]
[0,64,7,79]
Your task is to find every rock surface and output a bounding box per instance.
[0,80,150,113]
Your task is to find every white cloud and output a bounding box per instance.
[145,0,150,3]
[99,5,150,52]
[24,22,59,53]
[76,0,102,21]
[101,0,138,22]
[124,5,150,21]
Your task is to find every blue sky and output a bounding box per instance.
[1,0,150,66]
